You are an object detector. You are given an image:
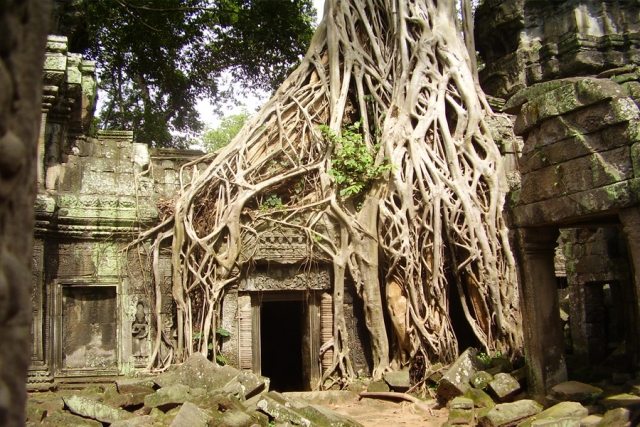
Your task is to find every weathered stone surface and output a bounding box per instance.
[116,378,157,395]
[383,371,410,392]
[155,353,241,392]
[450,397,474,410]
[255,391,363,427]
[487,373,520,402]
[143,384,192,410]
[211,408,255,427]
[550,382,603,405]
[437,348,486,401]
[596,408,633,427]
[600,393,640,410]
[464,388,495,409]
[471,371,494,390]
[104,391,149,409]
[518,402,587,427]
[63,395,134,424]
[110,415,154,427]
[530,418,580,427]
[515,79,625,135]
[367,380,390,393]
[579,415,603,427]
[477,400,543,427]
[41,409,103,427]
[169,402,208,427]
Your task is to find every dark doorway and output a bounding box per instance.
[261,300,304,391]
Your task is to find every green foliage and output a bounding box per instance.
[216,354,229,365]
[216,327,231,337]
[260,194,284,212]
[320,121,392,197]
[52,0,316,147]
[201,110,251,152]
[477,352,491,365]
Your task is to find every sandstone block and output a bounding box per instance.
[169,402,208,427]
[596,407,633,427]
[600,393,640,410]
[143,384,192,410]
[464,388,495,409]
[383,370,410,392]
[471,371,494,390]
[477,400,543,427]
[488,373,521,401]
[63,395,134,424]
[437,348,486,401]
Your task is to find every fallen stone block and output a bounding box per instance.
[477,399,543,427]
[448,397,474,425]
[518,402,587,427]
[597,407,633,427]
[578,414,602,427]
[600,393,640,410]
[154,353,241,392]
[530,417,580,427]
[116,377,157,395]
[41,409,103,427]
[549,381,602,404]
[366,380,390,393]
[104,391,148,409]
[464,388,495,409]
[488,373,520,402]
[300,404,363,427]
[169,402,209,427]
[437,348,486,401]
[144,384,192,410]
[111,415,154,427]
[256,392,313,426]
[471,371,494,390]
[63,395,134,424]
[383,370,410,392]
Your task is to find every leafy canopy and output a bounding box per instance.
[52,0,316,147]
[201,109,250,152]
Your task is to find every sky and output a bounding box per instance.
[196,0,326,128]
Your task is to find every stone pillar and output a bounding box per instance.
[514,226,567,403]
[618,207,640,366]
[0,1,50,425]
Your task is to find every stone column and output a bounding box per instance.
[514,226,567,403]
[0,1,50,425]
[618,207,640,367]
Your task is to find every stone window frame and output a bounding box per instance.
[52,278,121,377]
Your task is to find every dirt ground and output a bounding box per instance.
[324,395,449,427]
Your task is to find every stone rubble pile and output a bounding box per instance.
[26,353,363,427]
[410,348,640,427]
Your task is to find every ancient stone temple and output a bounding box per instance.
[29,36,371,390]
[476,0,640,401]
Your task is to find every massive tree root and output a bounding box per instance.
[139,0,522,385]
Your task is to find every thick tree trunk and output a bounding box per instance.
[0,1,50,424]
[138,0,523,384]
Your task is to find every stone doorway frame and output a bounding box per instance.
[247,290,322,391]
[52,278,121,377]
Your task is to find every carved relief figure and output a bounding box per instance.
[132,301,149,364]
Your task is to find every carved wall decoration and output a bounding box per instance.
[238,267,331,292]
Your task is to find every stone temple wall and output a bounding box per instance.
[31,36,206,384]
[476,0,640,99]
[477,0,640,397]
[30,36,374,389]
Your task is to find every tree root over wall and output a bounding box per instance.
[133,0,523,390]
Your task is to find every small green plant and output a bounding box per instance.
[216,354,229,365]
[260,194,284,212]
[477,352,491,365]
[320,121,392,197]
[533,144,547,163]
